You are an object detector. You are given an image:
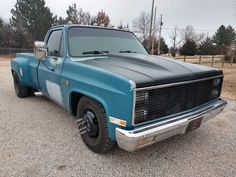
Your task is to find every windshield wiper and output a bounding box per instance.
[82,50,109,55]
[119,50,137,53]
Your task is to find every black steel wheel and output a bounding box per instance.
[77,97,116,153]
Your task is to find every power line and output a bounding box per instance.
[162,27,217,32]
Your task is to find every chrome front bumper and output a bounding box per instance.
[116,99,227,152]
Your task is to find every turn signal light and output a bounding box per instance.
[109,117,127,127]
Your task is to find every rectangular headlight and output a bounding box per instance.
[213,78,221,87]
[211,77,222,98]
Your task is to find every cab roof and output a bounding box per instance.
[50,24,132,33]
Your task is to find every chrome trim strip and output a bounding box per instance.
[116,99,227,152]
[132,89,136,126]
[134,75,223,91]
[70,56,108,62]
[132,75,223,126]
[129,80,136,91]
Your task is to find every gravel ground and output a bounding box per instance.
[0,60,236,177]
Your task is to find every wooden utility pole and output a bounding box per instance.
[151,7,157,54]
[158,14,163,55]
[149,0,155,53]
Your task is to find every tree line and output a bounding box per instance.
[133,12,236,57]
[0,0,235,58]
[179,25,236,57]
[0,0,112,49]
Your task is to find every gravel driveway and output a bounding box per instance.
[0,60,236,177]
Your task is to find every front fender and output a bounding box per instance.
[61,60,134,141]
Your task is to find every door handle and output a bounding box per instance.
[51,57,58,60]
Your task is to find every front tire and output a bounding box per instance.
[77,97,116,153]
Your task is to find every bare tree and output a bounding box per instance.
[181,26,204,43]
[169,27,181,50]
[132,12,150,41]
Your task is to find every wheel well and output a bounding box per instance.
[71,92,107,117]
[11,70,18,79]
[71,92,83,116]
[12,70,20,78]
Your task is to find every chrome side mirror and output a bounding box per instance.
[34,41,47,60]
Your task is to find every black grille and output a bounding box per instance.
[134,77,222,124]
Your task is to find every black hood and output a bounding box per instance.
[77,53,223,88]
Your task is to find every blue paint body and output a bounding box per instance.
[11,25,135,141]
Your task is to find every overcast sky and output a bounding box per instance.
[0,0,235,45]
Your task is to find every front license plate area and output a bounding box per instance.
[186,117,202,133]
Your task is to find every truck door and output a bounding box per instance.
[38,29,65,106]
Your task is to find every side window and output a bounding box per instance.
[47,30,63,57]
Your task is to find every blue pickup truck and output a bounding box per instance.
[11,25,227,153]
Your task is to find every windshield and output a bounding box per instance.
[68,27,147,57]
